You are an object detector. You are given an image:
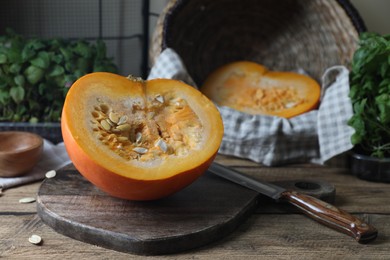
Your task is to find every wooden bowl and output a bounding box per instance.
[0,131,44,177]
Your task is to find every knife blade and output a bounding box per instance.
[208,162,378,244]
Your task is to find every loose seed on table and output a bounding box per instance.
[28,234,42,245]
[19,197,36,204]
[45,170,56,178]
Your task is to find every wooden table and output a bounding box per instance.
[1,154,389,259]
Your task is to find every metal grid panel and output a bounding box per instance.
[0,0,149,76]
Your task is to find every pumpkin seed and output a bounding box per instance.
[284,102,297,108]
[91,111,99,118]
[117,115,128,125]
[135,132,142,143]
[109,112,120,124]
[100,104,109,113]
[133,147,148,154]
[45,170,56,178]
[92,111,106,121]
[117,136,129,142]
[155,138,168,153]
[19,197,36,204]
[116,123,131,132]
[107,134,117,141]
[100,120,111,131]
[28,234,42,245]
[155,94,164,103]
[147,112,155,120]
[90,88,205,163]
[105,118,115,127]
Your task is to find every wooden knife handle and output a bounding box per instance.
[280,190,378,243]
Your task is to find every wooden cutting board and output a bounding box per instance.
[37,164,335,255]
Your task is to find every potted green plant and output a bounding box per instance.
[0,29,117,143]
[348,32,390,182]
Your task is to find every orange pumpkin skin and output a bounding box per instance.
[201,61,321,118]
[61,72,223,201]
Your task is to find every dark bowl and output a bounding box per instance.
[349,152,390,182]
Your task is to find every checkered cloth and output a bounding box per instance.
[148,48,354,166]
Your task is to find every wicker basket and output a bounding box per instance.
[149,0,366,85]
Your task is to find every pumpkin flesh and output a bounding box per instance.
[61,72,223,200]
[201,61,321,118]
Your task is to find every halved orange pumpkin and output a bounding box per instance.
[201,61,321,118]
[61,72,223,201]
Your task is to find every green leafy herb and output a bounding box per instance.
[0,29,118,122]
[348,32,390,158]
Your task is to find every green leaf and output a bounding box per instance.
[21,45,36,61]
[381,61,389,78]
[48,65,65,77]
[349,32,390,157]
[10,85,25,103]
[9,63,22,74]
[353,99,367,114]
[26,39,45,51]
[64,62,75,71]
[29,117,39,123]
[73,41,91,58]
[7,47,22,63]
[38,83,47,96]
[0,53,7,64]
[30,51,50,69]
[0,30,117,123]
[51,54,63,64]
[376,94,390,124]
[0,89,10,104]
[60,47,73,61]
[24,65,45,85]
[14,75,25,87]
[28,99,41,111]
[76,57,90,72]
[74,69,84,79]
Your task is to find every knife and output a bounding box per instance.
[208,162,378,244]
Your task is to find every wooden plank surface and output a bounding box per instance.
[1,154,390,259]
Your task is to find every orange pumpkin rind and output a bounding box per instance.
[201,61,321,118]
[61,72,223,200]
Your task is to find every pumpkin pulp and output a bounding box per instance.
[201,61,321,118]
[61,72,223,200]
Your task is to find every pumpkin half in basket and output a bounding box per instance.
[61,72,223,201]
[201,61,321,118]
